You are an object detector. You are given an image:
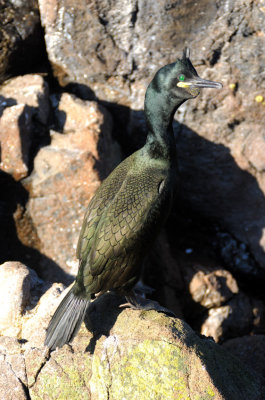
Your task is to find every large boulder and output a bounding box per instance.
[0,262,264,400]
[38,0,217,105]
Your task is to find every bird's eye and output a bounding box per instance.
[179,74,185,81]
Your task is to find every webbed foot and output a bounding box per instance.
[120,291,176,317]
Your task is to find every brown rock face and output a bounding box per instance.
[0,74,50,180]
[19,94,120,281]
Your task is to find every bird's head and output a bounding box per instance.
[149,48,222,102]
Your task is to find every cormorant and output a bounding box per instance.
[45,48,222,350]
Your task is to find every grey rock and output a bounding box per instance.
[223,335,265,379]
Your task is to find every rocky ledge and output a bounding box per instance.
[0,261,264,400]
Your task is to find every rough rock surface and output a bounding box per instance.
[0,0,45,82]
[18,93,121,282]
[0,261,48,338]
[0,262,31,337]
[173,0,265,268]
[0,337,28,400]
[188,267,239,309]
[38,0,217,104]
[0,263,264,400]
[201,293,254,342]
[0,74,50,180]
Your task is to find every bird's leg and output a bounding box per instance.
[120,289,176,317]
[133,278,155,297]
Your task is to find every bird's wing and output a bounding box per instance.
[76,155,130,260]
[79,167,167,292]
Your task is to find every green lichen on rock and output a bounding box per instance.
[27,300,265,400]
[90,338,217,400]
[30,352,92,400]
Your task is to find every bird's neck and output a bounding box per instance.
[144,91,185,161]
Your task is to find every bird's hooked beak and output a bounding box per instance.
[177,76,222,89]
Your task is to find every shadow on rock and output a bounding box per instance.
[84,292,125,354]
[0,95,17,117]
[0,170,73,284]
[174,124,265,283]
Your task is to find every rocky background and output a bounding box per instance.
[0,0,265,398]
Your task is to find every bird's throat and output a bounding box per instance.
[144,93,184,161]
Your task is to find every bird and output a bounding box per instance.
[45,48,222,350]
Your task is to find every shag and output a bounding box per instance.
[45,48,222,350]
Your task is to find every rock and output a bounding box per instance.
[252,298,265,334]
[223,335,265,379]
[181,265,256,342]
[0,104,30,181]
[0,261,31,337]
[0,0,46,83]
[0,336,27,386]
[188,267,239,309]
[0,261,47,337]
[201,293,253,342]
[0,352,28,400]
[24,291,265,399]
[0,74,50,180]
[18,94,121,282]
[0,264,264,398]
[0,74,50,125]
[38,0,217,104]
[22,283,65,348]
[175,0,265,268]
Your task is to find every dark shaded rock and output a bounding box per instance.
[223,335,265,379]
[0,0,46,82]
[201,293,253,342]
[252,298,265,334]
[145,230,185,318]
[175,0,265,268]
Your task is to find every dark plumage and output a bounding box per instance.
[45,48,222,350]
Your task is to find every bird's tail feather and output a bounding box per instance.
[45,287,90,350]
